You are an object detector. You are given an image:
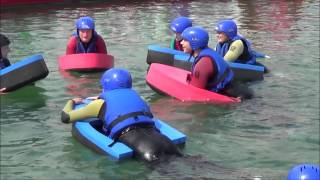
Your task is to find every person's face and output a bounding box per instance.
[216,32,228,43]
[1,45,10,58]
[180,39,192,53]
[79,29,93,43]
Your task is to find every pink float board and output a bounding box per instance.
[146,63,240,104]
[58,53,114,71]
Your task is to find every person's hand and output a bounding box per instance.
[186,73,192,83]
[0,88,7,94]
[72,97,83,104]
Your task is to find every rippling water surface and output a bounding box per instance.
[1,0,319,179]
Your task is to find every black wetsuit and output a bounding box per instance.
[62,98,183,163]
[97,102,183,162]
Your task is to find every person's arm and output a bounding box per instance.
[96,35,107,54]
[224,40,244,61]
[66,36,77,55]
[61,98,105,123]
[189,57,214,89]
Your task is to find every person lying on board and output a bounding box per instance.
[0,33,12,93]
[66,16,107,55]
[169,17,192,51]
[61,68,182,162]
[180,26,253,99]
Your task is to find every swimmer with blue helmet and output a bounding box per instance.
[215,19,257,65]
[180,26,253,99]
[61,68,182,162]
[0,33,11,70]
[169,17,192,51]
[0,33,11,93]
[66,16,108,55]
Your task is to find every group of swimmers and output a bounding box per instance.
[1,16,319,179]
[60,16,254,162]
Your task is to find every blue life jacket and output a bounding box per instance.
[216,35,256,65]
[99,89,155,139]
[72,31,98,53]
[192,48,233,92]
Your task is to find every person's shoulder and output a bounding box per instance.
[66,36,77,46]
[231,39,244,46]
[96,34,106,41]
[67,36,77,44]
[66,36,77,54]
[95,34,107,51]
[91,99,105,104]
[199,56,213,66]
[68,35,77,41]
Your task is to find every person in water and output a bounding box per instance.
[61,68,182,162]
[169,16,192,51]
[0,33,11,70]
[180,26,253,99]
[215,19,257,65]
[66,16,107,54]
[0,33,12,93]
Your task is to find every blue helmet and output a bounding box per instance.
[181,26,209,50]
[76,16,95,30]
[170,17,192,33]
[100,68,132,91]
[215,19,237,40]
[287,164,320,180]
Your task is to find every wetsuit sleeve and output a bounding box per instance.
[96,35,108,54]
[66,36,77,55]
[189,57,214,89]
[170,37,175,49]
[61,99,105,123]
[224,40,244,61]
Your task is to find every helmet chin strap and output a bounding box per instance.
[191,49,195,55]
[187,50,195,64]
[192,49,201,58]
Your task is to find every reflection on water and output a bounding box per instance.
[59,70,102,97]
[237,0,305,41]
[0,0,319,179]
[0,85,47,112]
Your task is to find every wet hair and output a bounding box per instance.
[0,33,11,47]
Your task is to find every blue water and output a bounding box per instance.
[1,0,319,179]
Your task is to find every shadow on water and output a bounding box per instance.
[145,154,252,180]
[149,95,236,120]
[68,135,252,179]
[0,85,47,111]
[59,69,102,97]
